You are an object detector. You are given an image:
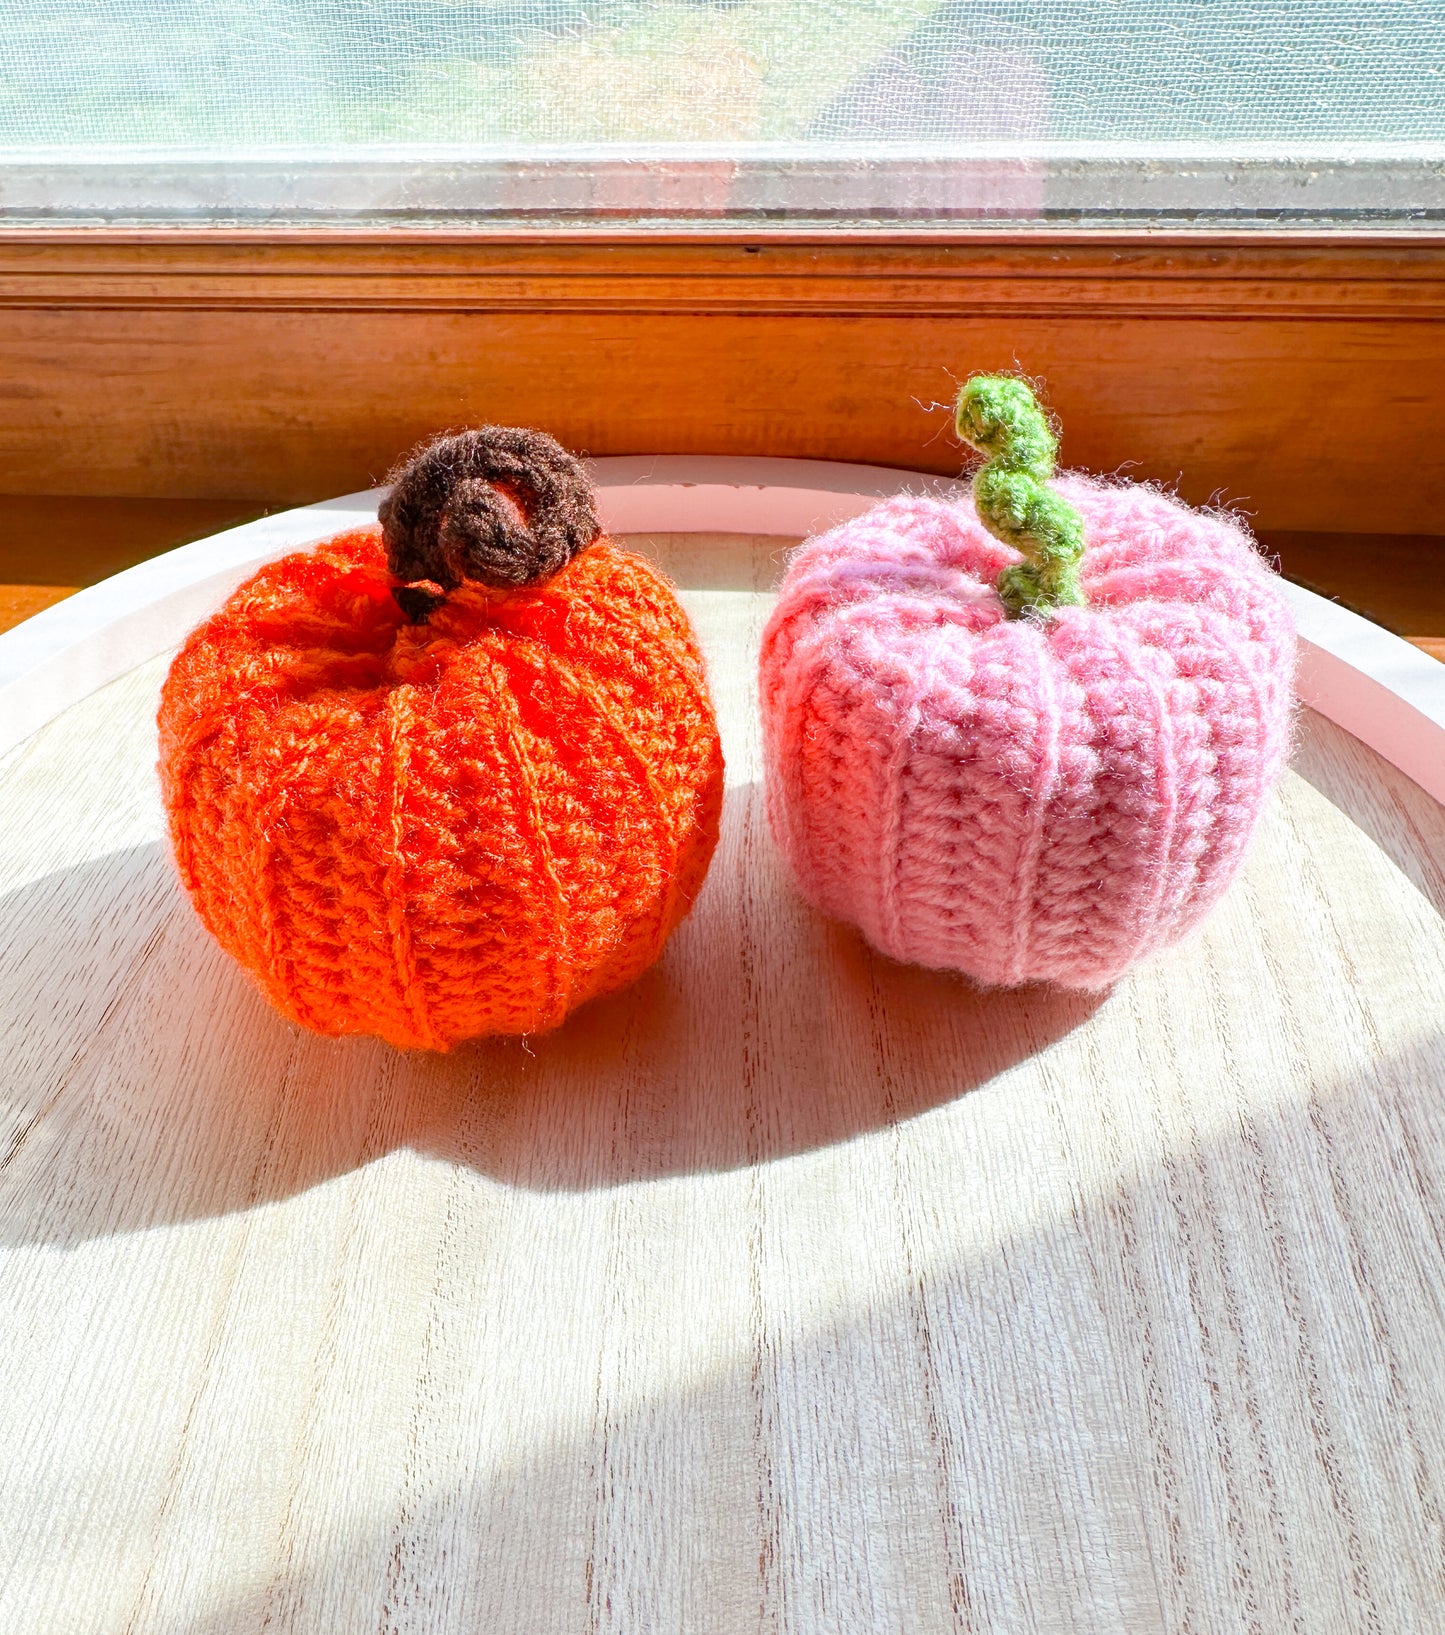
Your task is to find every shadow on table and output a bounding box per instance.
[0,784,1099,1245]
[7,758,1445,1631]
[107,1033,1445,1635]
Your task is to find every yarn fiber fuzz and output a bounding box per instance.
[159,469,723,1050]
[759,478,1296,990]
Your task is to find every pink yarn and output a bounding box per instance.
[759,477,1297,989]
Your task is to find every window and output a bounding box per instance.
[6,1,1442,228]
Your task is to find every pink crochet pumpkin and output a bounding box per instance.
[759,375,1296,990]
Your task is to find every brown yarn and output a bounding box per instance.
[379,426,601,618]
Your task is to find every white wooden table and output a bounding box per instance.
[4,466,1445,1633]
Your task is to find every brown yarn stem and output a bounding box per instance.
[379,426,601,620]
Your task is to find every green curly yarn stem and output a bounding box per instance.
[955,374,1087,618]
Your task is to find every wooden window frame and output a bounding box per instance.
[0,228,1442,536]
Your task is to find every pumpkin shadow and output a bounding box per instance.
[0,784,1099,1246]
[429,783,1101,1191]
[33,1038,1445,1635]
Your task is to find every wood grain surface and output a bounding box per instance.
[1,235,1442,534]
[0,582,74,632]
[4,533,1445,1634]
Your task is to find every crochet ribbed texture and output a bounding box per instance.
[158,429,724,1050]
[760,381,1296,990]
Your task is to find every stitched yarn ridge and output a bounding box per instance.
[759,477,1297,990]
[158,527,724,1049]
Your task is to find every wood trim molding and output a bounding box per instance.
[0,232,1441,531]
[3,234,1444,318]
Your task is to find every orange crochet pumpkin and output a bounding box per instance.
[158,427,724,1050]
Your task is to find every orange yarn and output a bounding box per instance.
[158,473,723,1050]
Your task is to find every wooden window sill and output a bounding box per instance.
[0,232,1441,531]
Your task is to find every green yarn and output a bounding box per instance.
[955,375,1087,618]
